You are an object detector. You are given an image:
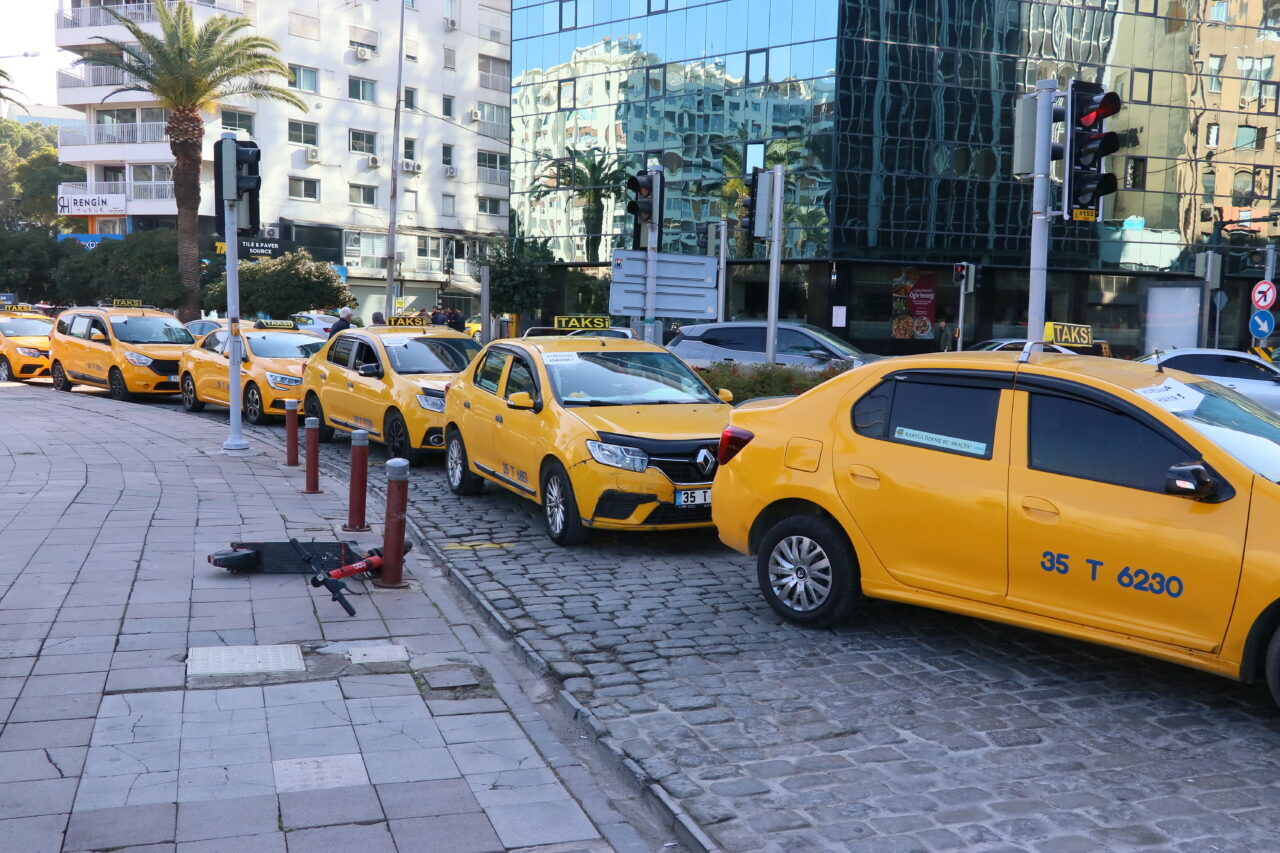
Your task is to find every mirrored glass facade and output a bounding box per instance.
[512,1,1280,355]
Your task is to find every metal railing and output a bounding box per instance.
[57,65,144,88]
[477,167,510,186]
[478,72,511,92]
[56,0,242,28]
[58,181,174,201]
[59,122,169,146]
[475,8,510,44]
[477,120,509,141]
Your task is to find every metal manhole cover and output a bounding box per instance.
[349,645,408,664]
[187,644,306,676]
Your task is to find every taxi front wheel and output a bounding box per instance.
[108,368,133,402]
[757,515,858,626]
[0,357,12,382]
[445,430,483,496]
[385,410,419,465]
[51,362,72,392]
[304,394,334,442]
[244,383,270,426]
[541,460,588,546]
[181,374,205,412]
[1263,628,1280,707]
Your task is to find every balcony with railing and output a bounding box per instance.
[57,65,144,89]
[478,120,509,141]
[59,181,175,201]
[478,167,510,186]
[475,7,511,44]
[57,0,243,29]
[479,72,511,92]
[60,122,169,146]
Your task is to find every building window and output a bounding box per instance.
[444,49,456,70]
[348,77,376,103]
[1208,55,1225,93]
[1131,69,1152,104]
[405,39,419,62]
[348,25,379,53]
[288,120,318,146]
[1233,171,1256,206]
[349,184,377,206]
[404,138,417,161]
[1202,168,1216,203]
[140,107,171,124]
[649,0,666,10]
[130,163,172,183]
[479,56,510,91]
[1136,0,1157,13]
[288,65,318,93]
[477,150,508,170]
[1263,82,1280,115]
[1207,122,1220,147]
[1210,0,1229,22]
[404,87,417,110]
[403,190,418,212]
[442,144,454,165]
[558,80,575,110]
[98,218,126,235]
[1240,56,1276,102]
[347,231,387,269]
[442,194,456,216]
[222,110,254,135]
[1236,125,1262,150]
[349,129,377,154]
[418,235,442,272]
[475,102,510,125]
[1124,157,1147,190]
[746,49,768,85]
[560,0,576,29]
[442,95,454,118]
[478,196,505,216]
[289,177,319,200]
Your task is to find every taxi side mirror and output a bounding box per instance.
[1164,462,1216,500]
[717,388,734,403]
[507,391,535,410]
[89,331,107,344]
[357,363,383,378]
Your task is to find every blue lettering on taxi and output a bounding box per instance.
[1040,550,1183,599]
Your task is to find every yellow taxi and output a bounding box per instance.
[49,301,196,400]
[179,320,325,424]
[443,337,734,545]
[0,306,55,382]
[300,316,481,461]
[711,350,1280,704]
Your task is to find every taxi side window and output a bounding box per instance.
[504,358,537,399]
[69,316,92,339]
[351,341,380,370]
[202,332,226,353]
[475,351,507,394]
[853,379,999,459]
[327,336,355,368]
[1027,394,1192,493]
[87,319,110,343]
[56,316,73,335]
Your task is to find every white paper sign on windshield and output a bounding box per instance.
[542,352,581,365]
[1134,378,1204,413]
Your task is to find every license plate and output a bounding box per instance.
[168,375,178,382]
[675,488,711,507]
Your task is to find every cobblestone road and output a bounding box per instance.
[161,397,1280,852]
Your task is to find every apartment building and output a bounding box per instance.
[54,0,511,316]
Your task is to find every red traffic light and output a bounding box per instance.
[1076,91,1122,129]
[626,174,653,197]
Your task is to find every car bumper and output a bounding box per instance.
[404,410,447,451]
[571,462,714,530]
[709,463,753,554]
[9,353,51,379]
[121,361,181,394]
[265,385,305,411]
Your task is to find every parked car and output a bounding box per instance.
[667,321,877,370]
[1136,348,1280,413]
[184,318,226,338]
[969,338,1113,357]
[520,326,636,339]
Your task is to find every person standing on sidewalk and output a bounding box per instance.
[329,306,354,338]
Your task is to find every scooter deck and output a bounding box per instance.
[218,541,361,574]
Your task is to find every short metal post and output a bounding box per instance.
[375,458,410,589]
[343,430,371,532]
[284,400,299,467]
[302,417,322,494]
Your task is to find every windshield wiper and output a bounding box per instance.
[563,399,627,406]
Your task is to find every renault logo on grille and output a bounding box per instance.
[695,447,716,477]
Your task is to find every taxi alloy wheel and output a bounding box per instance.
[1263,628,1280,708]
[51,361,72,392]
[181,374,205,412]
[304,394,334,442]
[0,357,12,382]
[445,429,483,495]
[541,461,588,546]
[244,383,269,426]
[757,516,857,626]
[108,368,133,402]
[385,409,418,465]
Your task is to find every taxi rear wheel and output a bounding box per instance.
[244,383,269,426]
[757,515,857,626]
[0,357,12,382]
[1263,628,1280,707]
[181,374,205,412]
[541,460,588,546]
[304,394,334,442]
[51,361,72,392]
[108,368,132,402]
[385,409,419,465]
[445,429,483,496]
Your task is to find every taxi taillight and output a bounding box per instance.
[718,426,754,466]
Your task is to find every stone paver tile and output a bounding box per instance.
[31,653,113,675]
[272,753,369,793]
[436,712,524,744]
[38,636,116,656]
[178,832,286,853]
[116,632,188,652]
[0,813,68,853]
[286,822,396,853]
[100,691,184,716]
[177,762,277,802]
[8,693,102,723]
[388,813,504,853]
[180,707,267,739]
[352,719,445,752]
[0,747,86,782]
[73,771,178,811]
[0,719,95,751]
[376,779,482,820]
[268,724,359,761]
[363,747,460,784]
[449,738,544,775]
[265,700,351,732]
[63,802,177,850]
[337,674,419,699]
[177,794,280,842]
[84,739,181,776]
[424,698,507,717]
[484,799,599,847]
[106,666,187,692]
[344,695,430,725]
[180,732,271,768]
[19,672,107,697]
[472,780,574,809]
[183,686,264,712]
[0,656,35,677]
[278,784,384,829]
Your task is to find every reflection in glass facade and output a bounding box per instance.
[512,1,1280,355]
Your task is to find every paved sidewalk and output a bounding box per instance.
[0,384,654,853]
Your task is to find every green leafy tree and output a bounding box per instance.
[79,0,305,321]
[103,230,184,309]
[52,240,105,307]
[0,118,62,224]
[483,239,553,318]
[0,230,75,304]
[530,147,628,263]
[204,250,355,319]
[0,67,21,111]
[12,147,86,230]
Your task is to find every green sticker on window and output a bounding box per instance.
[894,426,987,456]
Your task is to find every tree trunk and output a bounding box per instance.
[583,199,604,264]
[170,138,202,321]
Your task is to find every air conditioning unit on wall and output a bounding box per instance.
[444,17,458,30]
[367,155,381,168]
[355,46,372,61]
[444,165,458,178]
[262,225,279,239]
[401,158,422,174]
[467,108,482,122]
[304,146,320,163]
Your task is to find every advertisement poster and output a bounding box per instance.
[890,268,938,339]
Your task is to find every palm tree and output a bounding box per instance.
[78,0,305,320]
[530,147,629,263]
[0,67,22,110]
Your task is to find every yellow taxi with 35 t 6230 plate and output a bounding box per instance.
[712,349,1280,705]
[443,337,734,545]
[179,320,325,424]
[49,301,196,400]
[300,316,481,461]
[0,305,55,383]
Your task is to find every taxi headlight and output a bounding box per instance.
[15,347,41,358]
[124,351,153,367]
[265,371,302,390]
[416,394,446,412]
[586,440,648,473]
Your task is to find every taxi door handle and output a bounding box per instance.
[1021,496,1060,520]
[463,401,470,409]
[848,464,880,487]
[318,370,328,380]
[347,382,354,389]
[495,414,503,424]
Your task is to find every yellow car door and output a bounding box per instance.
[833,370,1013,601]
[59,315,91,380]
[463,349,511,481]
[347,338,388,437]
[196,331,230,405]
[317,335,356,431]
[1005,385,1248,653]
[493,351,544,494]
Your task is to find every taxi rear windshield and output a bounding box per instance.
[546,351,718,406]
[384,337,481,374]
[1178,381,1280,482]
[110,316,194,345]
[0,317,53,337]
[247,333,325,358]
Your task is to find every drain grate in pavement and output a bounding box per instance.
[349,644,409,664]
[187,644,306,676]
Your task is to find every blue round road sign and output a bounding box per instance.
[1250,309,1276,338]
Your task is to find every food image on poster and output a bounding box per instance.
[889,268,938,339]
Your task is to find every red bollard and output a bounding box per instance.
[343,430,371,532]
[374,457,410,588]
[302,416,323,494]
[284,399,299,467]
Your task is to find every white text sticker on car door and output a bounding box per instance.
[893,426,987,457]
[1134,378,1204,414]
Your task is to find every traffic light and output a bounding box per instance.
[214,138,262,237]
[952,262,975,294]
[626,169,663,250]
[1064,81,1121,221]
[740,168,773,242]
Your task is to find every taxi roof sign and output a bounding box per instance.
[1043,322,1094,347]
[385,315,430,327]
[253,319,298,329]
[107,298,145,309]
[554,315,611,330]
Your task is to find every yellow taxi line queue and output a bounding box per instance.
[19,303,1280,708]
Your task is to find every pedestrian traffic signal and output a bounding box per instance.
[1064,81,1121,222]
[214,138,261,237]
[952,262,975,294]
[740,168,772,242]
[626,170,663,250]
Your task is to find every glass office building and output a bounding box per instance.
[511,1,1280,355]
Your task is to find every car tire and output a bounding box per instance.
[756,514,858,626]
[51,361,72,392]
[385,409,419,465]
[304,393,334,441]
[445,428,484,496]
[244,383,269,425]
[181,373,205,412]
[0,356,13,383]
[472,331,482,343]
[1264,627,1280,708]
[541,460,588,546]
[108,367,132,402]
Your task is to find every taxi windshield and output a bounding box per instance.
[0,317,53,337]
[384,336,481,374]
[246,333,325,358]
[545,350,719,406]
[1174,381,1280,482]
[109,316,194,345]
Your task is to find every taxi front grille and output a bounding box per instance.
[649,457,714,485]
[147,359,180,376]
[644,504,712,525]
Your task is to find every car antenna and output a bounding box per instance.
[1153,349,1164,373]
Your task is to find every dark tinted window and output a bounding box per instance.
[327,336,355,367]
[1175,354,1276,382]
[778,329,821,356]
[202,331,227,353]
[56,316,72,335]
[475,351,507,393]
[505,359,537,398]
[852,382,892,439]
[351,341,380,370]
[1028,394,1192,492]
[854,379,999,459]
[703,327,765,352]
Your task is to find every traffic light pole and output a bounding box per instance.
[716,219,728,322]
[222,208,248,451]
[765,164,785,363]
[642,166,662,344]
[1026,80,1058,345]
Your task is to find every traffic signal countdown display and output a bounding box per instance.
[214,138,262,237]
[1064,81,1122,222]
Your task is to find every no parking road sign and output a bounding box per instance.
[1254,280,1277,311]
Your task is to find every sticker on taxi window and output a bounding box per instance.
[1134,379,1204,413]
[542,352,582,365]
[893,426,987,456]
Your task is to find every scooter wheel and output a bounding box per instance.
[209,549,261,572]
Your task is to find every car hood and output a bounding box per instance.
[565,403,731,440]
[253,357,306,377]
[8,336,50,348]
[123,343,192,357]
[411,373,455,393]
